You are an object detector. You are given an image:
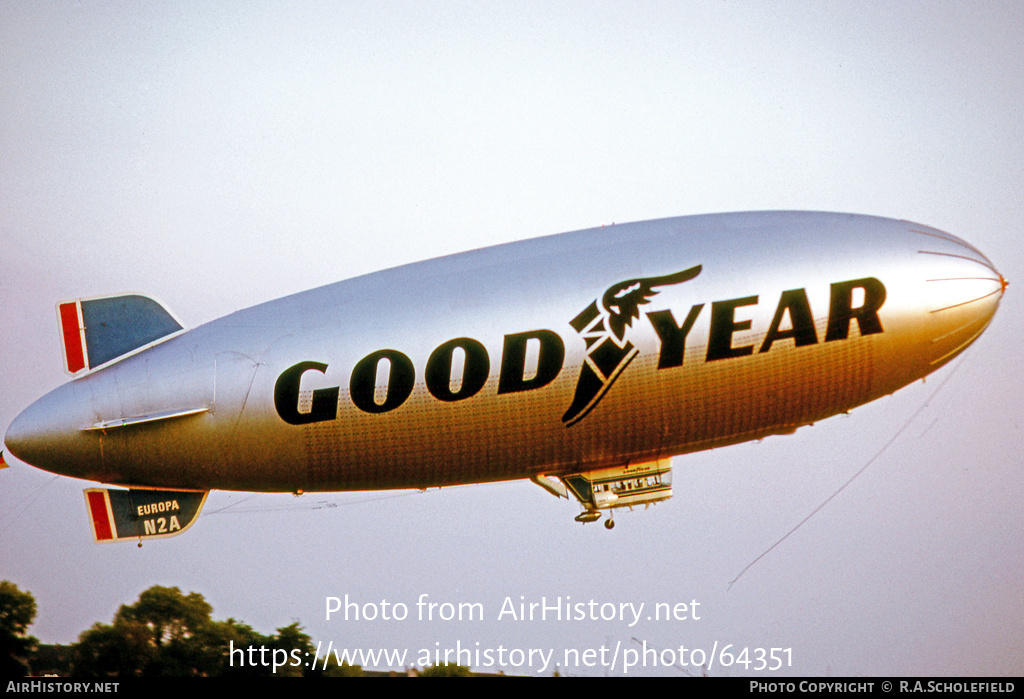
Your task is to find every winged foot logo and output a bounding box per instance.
[561,265,702,425]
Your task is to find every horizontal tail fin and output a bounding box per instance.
[58,295,183,374]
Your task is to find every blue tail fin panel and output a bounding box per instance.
[59,295,183,374]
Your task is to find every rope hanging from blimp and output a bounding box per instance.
[727,356,966,591]
[205,489,421,515]
[0,472,60,536]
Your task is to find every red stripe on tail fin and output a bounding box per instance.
[86,490,114,541]
[58,301,86,374]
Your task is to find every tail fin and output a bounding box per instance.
[58,295,183,374]
[84,488,208,543]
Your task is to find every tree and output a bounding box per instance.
[420,662,472,677]
[114,585,212,647]
[72,620,155,677]
[63,585,323,677]
[72,585,216,677]
[0,581,38,677]
[111,585,215,675]
[195,617,273,677]
[321,659,363,677]
[268,622,314,677]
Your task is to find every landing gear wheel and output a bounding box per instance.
[604,518,615,529]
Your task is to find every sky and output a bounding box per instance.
[1,1,1022,677]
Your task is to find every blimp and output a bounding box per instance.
[2,211,1006,541]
